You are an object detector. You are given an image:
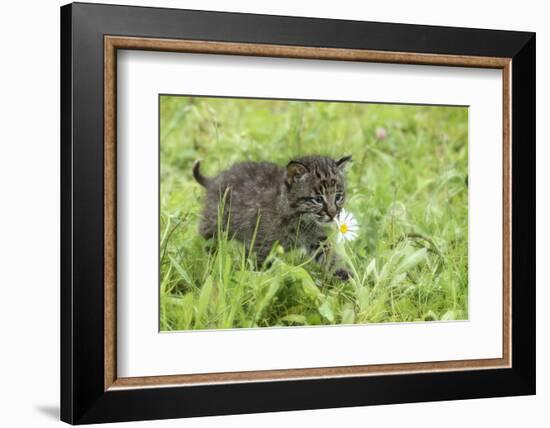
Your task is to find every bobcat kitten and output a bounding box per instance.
[193,155,352,280]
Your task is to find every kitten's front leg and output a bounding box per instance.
[308,232,352,281]
[333,266,352,281]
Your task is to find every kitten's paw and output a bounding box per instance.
[334,268,352,281]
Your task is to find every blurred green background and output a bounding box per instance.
[160,96,468,331]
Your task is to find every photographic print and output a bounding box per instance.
[159,95,468,331]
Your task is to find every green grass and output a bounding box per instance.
[159,96,468,331]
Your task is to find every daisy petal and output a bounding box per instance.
[346,232,358,241]
[348,219,358,228]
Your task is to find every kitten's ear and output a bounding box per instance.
[336,155,353,170]
[286,161,309,185]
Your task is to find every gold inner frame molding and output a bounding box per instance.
[104,35,512,391]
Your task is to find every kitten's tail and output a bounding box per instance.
[192,160,211,188]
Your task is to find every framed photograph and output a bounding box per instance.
[60,2,535,424]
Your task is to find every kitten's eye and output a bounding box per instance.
[335,193,345,204]
[312,195,324,204]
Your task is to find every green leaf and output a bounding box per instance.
[341,306,356,324]
[390,272,407,288]
[294,267,323,300]
[441,310,456,321]
[197,276,214,321]
[318,300,335,323]
[255,279,281,321]
[280,314,307,325]
[168,255,194,286]
[181,293,194,328]
[423,310,438,321]
[306,313,323,325]
[222,253,233,285]
[366,258,377,279]
[396,248,428,274]
[357,286,370,313]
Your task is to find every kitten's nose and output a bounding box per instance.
[327,206,337,219]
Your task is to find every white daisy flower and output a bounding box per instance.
[334,209,359,243]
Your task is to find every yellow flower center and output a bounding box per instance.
[339,223,348,234]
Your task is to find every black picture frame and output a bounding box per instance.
[61,2,535,424]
